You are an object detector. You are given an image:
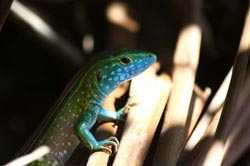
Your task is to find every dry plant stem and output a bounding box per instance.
[221,6,250,164]
[106,2,140,33]
[86,83,129,166]
[0,0,13,30]
[222,97,250,164]
[222,73,250,164]
[187,85,211,137]
[10,1,84,68]
[106,2,138,49]
[112,64,172,166]
[203,107,223,138]
[214,0,250,145]
[203,140,226,166]
[153,24,201,166]
[185,69,232,150]
[203,6,250,165]
[4,146,50,166]
[207,68,233,112]
[225,120,250,165]
[180,107,223,166]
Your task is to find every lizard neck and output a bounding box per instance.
[79,73,108,107]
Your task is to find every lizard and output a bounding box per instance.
[18,48,156,165]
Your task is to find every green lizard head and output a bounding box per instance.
[94,48,157,94]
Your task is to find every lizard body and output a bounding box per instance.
[19,48,156,165]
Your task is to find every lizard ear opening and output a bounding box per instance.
[96,71,102,82]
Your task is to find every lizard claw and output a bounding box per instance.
[125,102,137,110]
[97,136,119,155]
[125,98,137,109]
[100,146,112,154]
[116,100,138,120]
[108,136,119,147]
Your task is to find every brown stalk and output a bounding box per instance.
[184,69,232,151]
[112,64,172,166]
[186,85,211,137]
[0,0,13,30]
[9,1,84,68]
[153,24,201,166]
[202,5,250,166]
[222,71,250,164]
[180,106,223,166]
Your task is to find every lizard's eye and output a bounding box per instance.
[119,57,132,65]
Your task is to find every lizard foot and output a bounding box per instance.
[95,136,119,155]
[116,99,138,120]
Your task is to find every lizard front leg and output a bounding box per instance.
[98,100,137,122]
[75,121,119,154]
